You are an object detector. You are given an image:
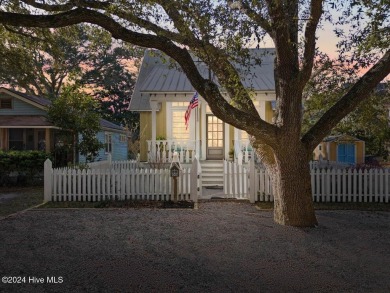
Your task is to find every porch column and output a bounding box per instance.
[45,128,51,153]
[195,104,200,159]
[150,101,160,141]
[224,122,229,160]
[201,102,207,160]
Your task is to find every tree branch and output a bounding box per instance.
[302,49,390,150]
[240,0,274,37]
[299,0,323,89]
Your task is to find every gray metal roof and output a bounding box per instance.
[129,48,276,111]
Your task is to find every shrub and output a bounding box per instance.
[0,150,52,186]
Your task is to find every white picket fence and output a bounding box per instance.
[224,160,390,203]
[224,161,249,199]
[44,158,200,203]
[87,154,139,171]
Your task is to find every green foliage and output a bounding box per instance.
[304,81,390,157]
[0,150,51,186]
[79,45,141,130]
[47,86,104,162]
[0,25,88,97]
[0,24,140,130]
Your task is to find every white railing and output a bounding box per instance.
[233,139,252,164]
[224,159,390,203]
[44,158,201,203]
[147,140,198,163]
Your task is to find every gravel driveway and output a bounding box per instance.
[1,202,389,293]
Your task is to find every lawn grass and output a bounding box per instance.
[0,186,44,217]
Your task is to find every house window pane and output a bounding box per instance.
[25,129,35,150]
[172,102,187,107]
[0,98,12,109]
[172,110,189,140]
[9,129,24,150]
[105,133,112,153]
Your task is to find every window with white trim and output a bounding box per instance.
[120,134,127,143]
[172,110,189,140]
[105,133,112,153]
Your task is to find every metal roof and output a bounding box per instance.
[129,48,276,111]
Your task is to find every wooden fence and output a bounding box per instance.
[225,159,390,203]
[44,158,200,203]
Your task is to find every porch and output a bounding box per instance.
[145,139,253,164]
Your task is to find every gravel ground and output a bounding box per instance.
[1,202,389,293]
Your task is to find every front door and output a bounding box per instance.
[206,114,224,160]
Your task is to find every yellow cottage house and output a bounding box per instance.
[129,49,276,185]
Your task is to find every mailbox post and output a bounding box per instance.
[170,152,181,202]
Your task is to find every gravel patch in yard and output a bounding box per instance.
[1,201,389,293]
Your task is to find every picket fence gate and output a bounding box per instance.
[44,158,200,203]
[224,159,390,203]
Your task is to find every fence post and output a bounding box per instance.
[107,153,112,166]
[44,159,53,202]
[191,157,199,209]
[249,155,256,203]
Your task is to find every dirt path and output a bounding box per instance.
[1,202,389,292]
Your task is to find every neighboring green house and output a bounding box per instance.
[0,87,128,163]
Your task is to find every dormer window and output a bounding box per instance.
[0,98,12,109]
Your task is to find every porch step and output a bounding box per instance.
[200,160,224,187]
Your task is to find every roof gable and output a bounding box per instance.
[0,87,124,131]
[129,48,276,111]
[0,87,50,110]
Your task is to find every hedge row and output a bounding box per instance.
[0,151,52,186]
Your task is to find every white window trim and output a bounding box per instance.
[166,102,195,141]
[105,132,112,154]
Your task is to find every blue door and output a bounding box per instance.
[337,143,355,164]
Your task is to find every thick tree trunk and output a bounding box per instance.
[270,148,318,227]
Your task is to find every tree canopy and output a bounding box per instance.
[0,0,389,226]
[47,86,103,164]
[0,24,141,127]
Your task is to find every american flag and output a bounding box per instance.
[184,92,199,130]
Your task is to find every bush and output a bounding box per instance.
[0,150,52,186]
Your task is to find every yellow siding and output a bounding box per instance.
[156,102,166,139]
[140,112,151,161]
[328,142,337,161]
[356,141,365,164]
[265,101,274,123]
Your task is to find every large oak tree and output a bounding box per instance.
[0,0,389,226]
